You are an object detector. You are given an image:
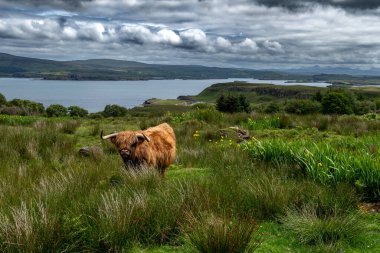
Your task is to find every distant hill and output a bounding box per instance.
[0,52,380,84]
[0,52,301,81]
[274,65,380,77]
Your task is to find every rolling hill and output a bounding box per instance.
[1,52,380,84]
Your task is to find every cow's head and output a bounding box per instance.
[101,130,150,162]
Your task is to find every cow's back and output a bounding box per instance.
[142,123,176,172]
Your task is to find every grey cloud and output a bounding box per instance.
[1,0,380,69]
[0,17,263,55]
[254,0,380,10]
[1,0,92,9]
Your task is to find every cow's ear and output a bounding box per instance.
[136,133,151,143]
[109,136,117,144]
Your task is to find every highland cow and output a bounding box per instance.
[101,123,176,174]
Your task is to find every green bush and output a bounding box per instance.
[216,94,251,113]
[264,102,281,113]
[282,204,364,247]
[0,106,28,116]
[46,104,68,117]
[7,99,45,115]
[313,91,323,102]
[103,104,128,117]
[68,106,88,117]
[321,91,355,115]
[0,92,6,105]
[354,101,376,115]
[284,99,321,115]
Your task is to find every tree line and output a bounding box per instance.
[0,93,129,118]
[216,90,379,115]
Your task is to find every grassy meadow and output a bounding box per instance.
[0,82,380,253]
[0,83,379,252]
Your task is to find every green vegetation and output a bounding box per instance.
[0,83,379,252]
[193,82,380,116]
[216,94,251,113]
[103,104,128,117]
[68,106,89,117]
[284,99,321,114]
[2,98,45,116]
[46,104,68,117]
[321,91,355,114]
[0,92,6,105]
[0,112,378,252]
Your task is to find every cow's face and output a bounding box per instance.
[110,131,150,162]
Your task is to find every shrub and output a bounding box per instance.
[68,106,88,117]
[61,120,80,134]
[216,94,251,113]
[354,101,376,115]
[186,215,259,253]
[321,91,355,115]
[375,98,380,110]
[7,99,45,115]
[282,204,364,247]
[0,92,6,105]
[103,104,128,117]
[88,112,103,119]
[264,102,281,113]
[192,103,214,110]
[0,106,27,115]
[313,90,323,102]
[284,99,321,115]
[46,104,68,117]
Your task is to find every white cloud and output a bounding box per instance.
[215,37,232,51]
[263,40,283,52]
[157,29,182,45]
[239,38,259,52]
[179,29,208,48]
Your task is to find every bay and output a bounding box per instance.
[0,78,331,112]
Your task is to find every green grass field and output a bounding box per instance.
[0,105,379,252]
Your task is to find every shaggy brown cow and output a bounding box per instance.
[101,123,176,174]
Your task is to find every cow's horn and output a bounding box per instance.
[101,130,119,140]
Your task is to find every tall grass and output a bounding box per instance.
[0,113,376,252]
[185,214,259,253]
[282,203,365,247]
[0,115,39,125]
[242,137,380,200]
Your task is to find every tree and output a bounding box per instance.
[46,104,68,117]
[103,104,128,117]
[264,102,281,113]
[284,99,321,114]
[0,93,6,105]
[313,91,323,102]
[355,101,376,115]
[68,106,88,117]
[216,94,251,113]
[321,91,355,115]
[8,99,45,115]
[237,94,251,113]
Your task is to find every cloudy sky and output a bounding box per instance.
[0,0,380,69]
